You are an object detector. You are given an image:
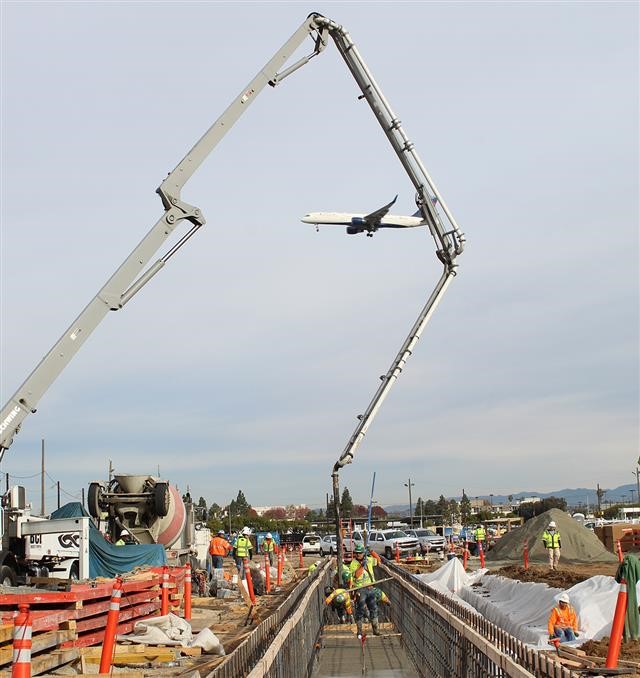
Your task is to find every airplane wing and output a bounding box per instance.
[363,195,397,227]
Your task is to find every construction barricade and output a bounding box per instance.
[0,566,186,676]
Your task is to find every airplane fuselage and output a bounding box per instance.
[301,212,424,228]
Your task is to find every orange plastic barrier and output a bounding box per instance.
[243,558,256,605]
[98,578,123,674]
[264,554,271,593]
[605,578,627,668]
[184,563,192,621]
[11,603,32,678]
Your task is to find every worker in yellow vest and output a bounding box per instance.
[261,533,278,566]
[473,525,486,555]
[233,527,253,579]
[348,544,382,636]
[542,521,562,570]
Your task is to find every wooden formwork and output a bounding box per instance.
[0,566,186,676]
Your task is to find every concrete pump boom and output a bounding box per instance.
[0,14,329,459]
[314,17,466,574]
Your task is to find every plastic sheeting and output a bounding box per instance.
[51,502,167,579]
[414,558,626,648]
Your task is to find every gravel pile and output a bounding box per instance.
[486,508,617,564]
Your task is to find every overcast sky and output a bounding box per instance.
[1,1,638,514]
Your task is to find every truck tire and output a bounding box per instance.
[87,482,103,518]
[154,482,170,517]
[0,565,17,587]
[69,562,79,581]
[384,546,392,559]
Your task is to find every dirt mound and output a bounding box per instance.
[580,638,640,664]
[486,509,617,564]
[493,563,618,588]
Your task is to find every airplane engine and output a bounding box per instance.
[346,225,363,235]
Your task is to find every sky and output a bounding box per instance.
[1,1,638,514]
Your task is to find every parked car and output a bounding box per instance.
[367,529,419,559]
[343,530,365,553]
[405,528,446,554]
[319,534,339,556]
[301,534,321,555]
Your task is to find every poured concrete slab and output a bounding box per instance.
[313,623,419,677]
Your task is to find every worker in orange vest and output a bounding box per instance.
[548,593,579,642]
[209,530,232,570]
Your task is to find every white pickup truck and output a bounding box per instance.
[367,529,419,559]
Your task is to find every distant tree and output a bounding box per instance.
[414,497,424,520]
[306,508,325,521]
[352,504,368,518]
[341,488,354,518]
[437,495,448,520]
[460,492,472,525]
[371,505,387,518]
[264,507,287,519]
[508,494,514,503]
[517,496,567,522]
[234,490,251,515]
[541,496,567,512]
[424,499,439,517]
[207,502,222,521]
[294,507,311,521]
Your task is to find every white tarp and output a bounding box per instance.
[413,559,624,648]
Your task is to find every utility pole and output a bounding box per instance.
[633,466,640,507]
[41,439,45,516]
[57,481,60,510]
[404,479,415,528]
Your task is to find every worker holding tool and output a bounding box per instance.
[261,533,278,566]
[542,521,562,570]
[324,585,354,624]
[348,544,382,636]
[209,529,232,570]
[548,593,579,642]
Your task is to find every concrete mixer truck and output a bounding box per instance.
[87,474,210,567]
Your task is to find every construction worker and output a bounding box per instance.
[473,524,486,555]
[209,529,232,570]
[548,593,579,642]
[372,587,390,606]
[542,521,562,570]
[348,544,382,636]
[233,527,253,579]
[324,585,354,623]
[261,532,278,566]
[115,528,133,546]
[308,560,321,575]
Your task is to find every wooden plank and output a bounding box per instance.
[65,611,160,648]
[0,625,13,645]
[30,647,80,676]
[83,648,179,664]
[76,601,160,633]
[0,629,76,666]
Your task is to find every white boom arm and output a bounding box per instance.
[0,14,329,459]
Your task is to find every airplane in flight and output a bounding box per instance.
[301,195,427,237]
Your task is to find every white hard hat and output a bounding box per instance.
[266,533,272,539]
[548,521,557,528]
[120,529,129,536]
[559,593,570,604]
[242,527,251,535]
